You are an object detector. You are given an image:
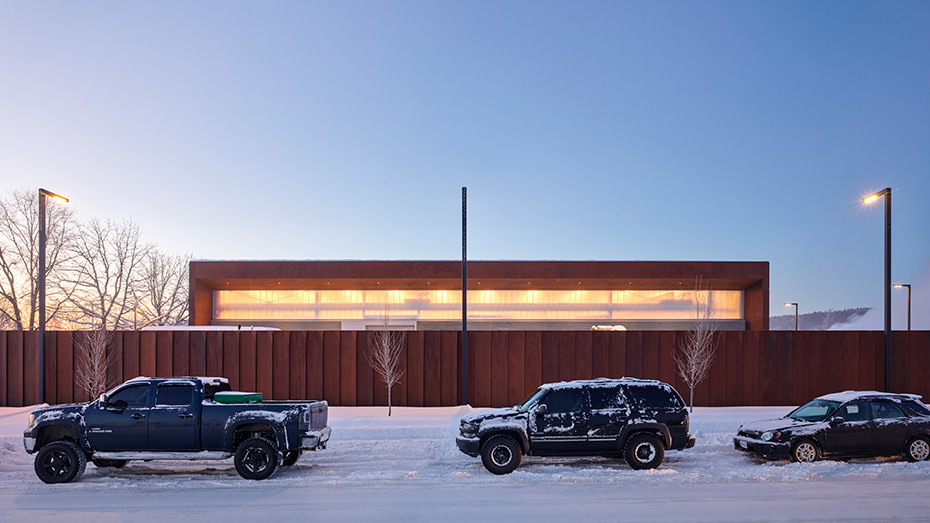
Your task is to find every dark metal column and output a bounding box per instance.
[461,187,468,406]
[38,190,47,404]
[884,189,892,392]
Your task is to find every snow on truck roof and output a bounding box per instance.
[817,390,922,403]
[123,376,229,386]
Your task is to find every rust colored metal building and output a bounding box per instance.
[190,260,769,331]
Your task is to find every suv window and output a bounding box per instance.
[109,384,150,408]
[589,386,626,410]
[837,401,870,422]
[623,384,683,410]
[540,389,584,414]
[156,384,194,406]
[871,400,906,420]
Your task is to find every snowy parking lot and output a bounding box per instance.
[3,404,930,521]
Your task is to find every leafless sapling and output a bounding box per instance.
[365,309,406,416]
[75,327,116,400]
[674,278,719,412]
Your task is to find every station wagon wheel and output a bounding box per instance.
[234,437,281,480]
[480,435,522,475]
[905,436,930,462]
[34,441,87,484]
[791,439,820,463]
[624,432,665,470]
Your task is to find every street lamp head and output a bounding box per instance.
[38,188,69,203]
[785,302,797,307]
[861,187,891,204]
[893,284,910,289]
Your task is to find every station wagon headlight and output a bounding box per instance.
[760,431,782,442]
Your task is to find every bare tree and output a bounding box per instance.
[135,250,191,326]
[674,277,719,412]
[0,189,74,329]
[64,218,152,329]
[366,307,406,416]
[75,327,116,399]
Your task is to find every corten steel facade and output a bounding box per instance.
[190,260,769,331]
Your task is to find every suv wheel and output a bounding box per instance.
[234,437,282,480]
[791,439,820,463]
[480,435,521,475]
[624,432,665,470]
[905,436,930,462]
[35,441,87,484]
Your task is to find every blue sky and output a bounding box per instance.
[1,1,928,317]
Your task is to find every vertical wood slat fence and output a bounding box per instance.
[1,330,928,408]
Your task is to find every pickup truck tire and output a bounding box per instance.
[234,437,281,480]
[480,434,522,475]
[92,459,128,469]
[35,441,87,484]
[282,451,302,467]
[623,432,665,470]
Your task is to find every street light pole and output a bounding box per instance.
[461,187,468,406]
[862,187,892,391]
[38,188,68,404]
[785,303,798,331]
[894,284,911,331]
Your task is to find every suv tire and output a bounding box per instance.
[481,435,522,475]
[35,441,87,484]
[624,432,665,470]
[234,437,281,480]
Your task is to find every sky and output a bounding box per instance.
[0,1,928,319]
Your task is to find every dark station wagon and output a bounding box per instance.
[734,390,930,463]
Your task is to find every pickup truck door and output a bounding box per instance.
[84,383,151,451]
[148,383,199,450]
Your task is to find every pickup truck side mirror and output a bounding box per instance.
[831,416,845,426]
[535,404,548,416]
[98,393,108,407]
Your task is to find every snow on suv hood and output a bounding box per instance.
[462,407,521,425]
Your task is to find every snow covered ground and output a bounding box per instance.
[2,404,930,521]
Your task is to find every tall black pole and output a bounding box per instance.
[883,189,892,392]
[461,187,468,406]
[38,190,47,404]
[906,285,911,331]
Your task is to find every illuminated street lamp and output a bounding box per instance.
[785,302,798,331]
[894,284,911,331]
[862,187,891,391]
[38,188,69,404]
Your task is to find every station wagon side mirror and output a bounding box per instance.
[831,416,845,426]
[535,404,548,416]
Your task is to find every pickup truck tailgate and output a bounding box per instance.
[309,401,328,430]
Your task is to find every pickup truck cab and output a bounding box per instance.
[24,376,331,483]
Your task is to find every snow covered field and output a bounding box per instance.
[2,404,930,521]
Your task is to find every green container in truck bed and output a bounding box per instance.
[213,391,263,404]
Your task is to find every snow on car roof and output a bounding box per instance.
[817,390,922,402]
[543,377,665,389]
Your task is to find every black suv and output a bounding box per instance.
[456,378,695,474]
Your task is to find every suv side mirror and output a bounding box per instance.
[831,416,845,426]
[535,404,548,416]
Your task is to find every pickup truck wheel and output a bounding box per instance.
[480,435,522,475]
[623,432,665,470]
[92,459,128,469]
[235,437,281,480]
[282,451,302,467]
[35,441,87,484]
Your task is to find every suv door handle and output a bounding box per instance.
[131,413,145,420]
[178,413,193,419]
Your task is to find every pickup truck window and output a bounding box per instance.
[110,384,150,408]
[156,385,194,406]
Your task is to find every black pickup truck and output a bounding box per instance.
[23,376,331,483]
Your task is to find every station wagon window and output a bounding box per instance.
[871,401,905,420]
[837,401,870,422]
[109,384,150,408]
[902,399,930,417]
[539,389,584,414]
[589,386,626,410]
[156,385,195,406]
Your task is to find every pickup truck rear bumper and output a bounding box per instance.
[299,426,332,450]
